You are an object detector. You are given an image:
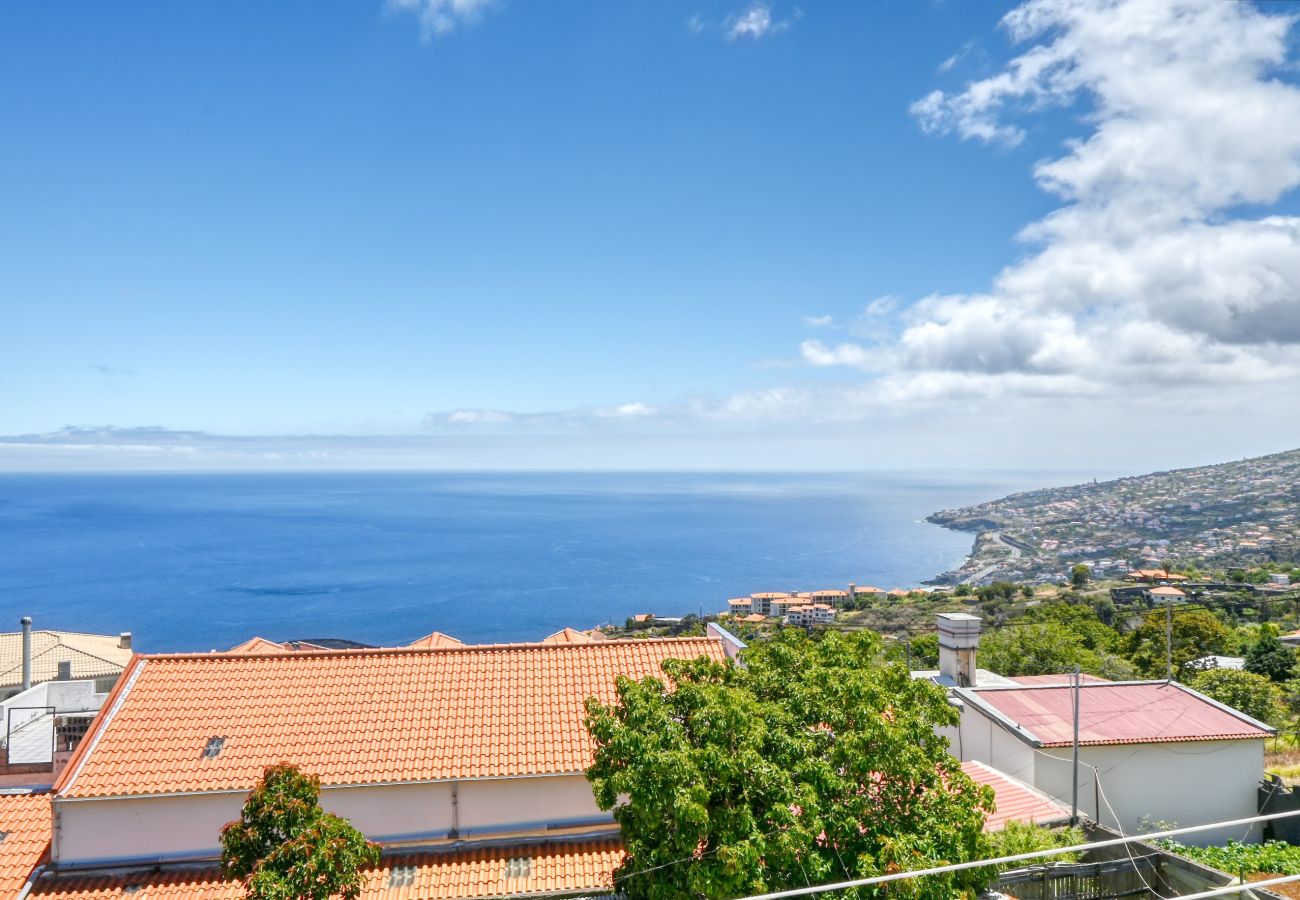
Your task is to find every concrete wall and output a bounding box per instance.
[951,703,1036,785]
[53,773,612,868]
[1031,741,1264,845]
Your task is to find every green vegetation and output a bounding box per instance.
[583,629,995,900]
[986,822,1086,872]
[1158,840,1300,877]
[1189,669,1284,726]
[220,763,380,900]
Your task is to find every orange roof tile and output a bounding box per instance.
[541,628,594,645]
[406,632,466,650]
[224,636,291,655]
[56,638,726,799]
[962,761,1069,831]
[30,838,624,900]
[0,793,51,898]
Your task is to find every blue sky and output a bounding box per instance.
[4,1,1300,471]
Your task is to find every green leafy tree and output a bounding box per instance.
[1124,609,1230,679]
[978,620,1135,681]
[1245,625,1297,683]
[1070,564,1090,590]
[584,629,994,900]
[1188,669,1283,727]
[221,763,380,900]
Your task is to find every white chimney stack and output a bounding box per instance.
[937,613,981,688]
[119,632,132,650]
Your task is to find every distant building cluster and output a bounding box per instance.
[722,583,898,626]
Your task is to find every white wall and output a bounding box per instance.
[951,704,1036,785]
[53,774,612,868]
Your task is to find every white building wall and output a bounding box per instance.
[53,774,611,868]
[950,705,1036,785]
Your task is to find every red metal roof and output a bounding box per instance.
[966,681,1272,747]
[962,761,1069,831]
[1007,674,1110,686]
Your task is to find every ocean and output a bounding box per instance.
[0,471,1064,652]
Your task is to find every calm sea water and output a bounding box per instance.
[0,471,1062,652]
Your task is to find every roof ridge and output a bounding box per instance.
[146,635,722,661]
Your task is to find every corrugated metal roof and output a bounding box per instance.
[55,638,726,798]
[964,681,1273,747]
[962,760,1070,831]
[30,838,624,900]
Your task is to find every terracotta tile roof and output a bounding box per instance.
[1148,586,1187,597]
[0,631,132,689]
[541,628,594,645]
[962,761,1069,831]
[56,638,726,799]
[405,632,466,650]
[30,838,624,900]
[224,636,292,655]
[962,681,1274,748]
[0,793,51,898]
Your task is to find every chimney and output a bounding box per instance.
[118,632,132,650]
[20,616,32,691]
[937,613,981,687]
[848,582,857,599]
[57,660,72,681]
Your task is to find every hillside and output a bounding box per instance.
[928,448,1300,585]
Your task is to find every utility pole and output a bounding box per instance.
[1166,593,1174,682]
[1071,665,1081,826]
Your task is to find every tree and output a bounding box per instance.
[221,763,380,900]
[978,623,1134,681]
[1189,669,1283,727]
[1124,609,1230,679]
[584,629,994,900]
[1070,564,1090,590]
[1245,625,1297,683]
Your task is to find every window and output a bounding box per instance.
[201,736,226,759]
[503,857,532,880]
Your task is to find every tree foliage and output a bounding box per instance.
[1125,609,1230,679]
[584,629,994,900]
[1189,669,1283,727]
[221,763,380,900]
[1245,625,1297,683]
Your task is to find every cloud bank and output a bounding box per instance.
[861,0,1300,403]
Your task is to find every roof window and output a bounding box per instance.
[387,865,418,888]
[503,857,532,880]
[201,736,226,759]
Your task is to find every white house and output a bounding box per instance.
[948,680,1272,843]
[5,628,747,899]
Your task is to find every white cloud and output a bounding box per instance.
[802,314,834,328]
[800,340,873,370]
[386,0,496,41]
[854,0,1300,404]
[726,3,792,41]
[686,13,707,35]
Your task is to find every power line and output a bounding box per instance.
[727,808,1300,900]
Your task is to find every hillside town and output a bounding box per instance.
[928,448,1300,587]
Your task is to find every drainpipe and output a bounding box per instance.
[21,617,32,691]
[16,864,44,900]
